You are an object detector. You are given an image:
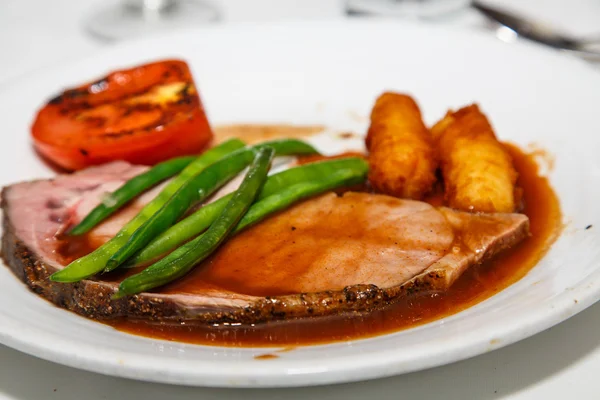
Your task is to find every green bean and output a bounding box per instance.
[69,156,196,236]
[104,147,256,272]
[113,147,275,298]
[104,138,319,271]
[233,166,367,234]
[171,139,246,184]
[254,138,318,156]
[126,194,231,266]
[128,158,368,266]
[50,139,245,283]
[259,158,365,195]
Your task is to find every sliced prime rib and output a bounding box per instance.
[1,162,530,324]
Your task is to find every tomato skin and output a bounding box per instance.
[31,60,213,171]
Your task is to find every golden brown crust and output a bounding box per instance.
[366,92,437,200]
[433,104,518,213]
[430,111,454,142]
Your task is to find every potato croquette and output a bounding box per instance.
[366,93,437,199]
[433,104,518,213]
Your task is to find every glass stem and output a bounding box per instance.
[123,0,177,13]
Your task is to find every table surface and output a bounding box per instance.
[2,1,600,399]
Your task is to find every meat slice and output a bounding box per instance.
[4,161,150,258]
[1,163,530,324]
[166,193,456,296]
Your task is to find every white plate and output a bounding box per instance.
[0,20,599,388]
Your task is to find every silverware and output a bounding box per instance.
[472,0,600,58]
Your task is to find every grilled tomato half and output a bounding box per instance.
[31,60,213,170]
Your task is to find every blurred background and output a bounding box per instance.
[2,0,600,86]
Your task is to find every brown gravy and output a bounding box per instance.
[254,354,279,360]
[104,141,561,347]
[213,124,325,144]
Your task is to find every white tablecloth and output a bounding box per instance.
[1,1,599,399]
